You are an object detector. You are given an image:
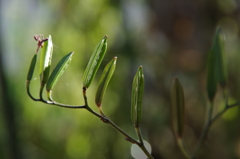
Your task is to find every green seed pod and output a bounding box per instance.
[95,57,117,107]
[131,66,144,128]
[207,47,217,103]
[39,35,53,85]
[170,77,185,138]
[206,27,227,102]
[82,35,108,89]
[46,52,74,91]
[214,27,227,88]
[27,54,37,81]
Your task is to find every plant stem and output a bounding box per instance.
[191,102,213,159]
[210,107,227,123]
[82,89,137,141]
[210,100,240,125]
[191,98,240,159]
[83,89,154,159]
[86,107,154,158]
[228,100,240,108]
[39,84,45,100]
[42,100,86,109]
[26,80,40,101]
[137,142,153,159]
[135,127,144,144]
[135,127,154,159]
[27,81,85,108]
[177,138,190,159]
[29,85,154,158]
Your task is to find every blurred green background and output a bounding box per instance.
[1,0,240,158]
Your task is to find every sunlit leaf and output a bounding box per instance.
[95,57,117,107]
[39,35,53,85]
[46,52,74,91]
[82,35,108,89]
[131,66,144,128]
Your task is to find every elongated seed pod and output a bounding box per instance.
[39,35,53,85]
[27,54,37,81]
[214,27,227,88]
[95,57,117,107]
[131,66,144,128]
[207,47,217,103]
[46,52,74,91]
[206,27,227,102]
[170,77,185,138]
[82,36,108,89]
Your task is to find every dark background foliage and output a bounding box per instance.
[1,0,240,158]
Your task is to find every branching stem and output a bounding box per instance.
[191,102,213,159]
[27,81,154,158]
[82,88,154,159]
[191,100,240,159]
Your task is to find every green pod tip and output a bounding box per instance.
[170,77,185,138]
[95,57,117,107]
[104,35,108,40]
[131,66,144,128]
[214,27,227,88]
[82,35,108,89]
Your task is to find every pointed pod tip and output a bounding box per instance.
[174,77,179,81]
[215,27,225,39]
[48,35,52,41]
[113,57,117,64]
[103,35,108,43]
[216,26,222,32]
[138,66,143,73]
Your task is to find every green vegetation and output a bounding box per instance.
[26,28,240,158]
[1,1,240,159]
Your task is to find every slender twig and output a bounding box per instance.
[87,106,153,158]
[86,105,154,158]
[228,100,240,108]
[135,127,144,144]
[27,81,85,108]
[177,138,191,159]
[137,143,153,159]
[82,88,138,141]
[39,84,45,101]
[41,100,86,109]
[191,103,214,159]
[27,81,154,158]
[191,99,240,159]
[135,127,154,159]
[26,81,40,101]
[82,88,154,159]
[211,100,240,124]
[210,107,227,123]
